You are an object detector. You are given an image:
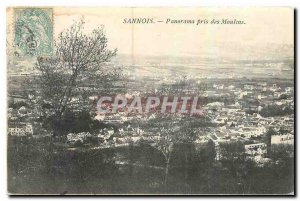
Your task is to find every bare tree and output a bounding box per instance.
[28,19,120,135]
[148,116,202,190]
[149,118,181,189]
[156,128,175,185]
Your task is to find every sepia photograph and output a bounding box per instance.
[6,7,295,195]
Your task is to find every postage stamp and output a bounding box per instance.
[14,8,53,56]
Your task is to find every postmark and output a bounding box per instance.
[14,8,53,57]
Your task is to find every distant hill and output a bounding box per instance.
[7,43,294,80]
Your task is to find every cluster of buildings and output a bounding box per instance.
[7,74,294,167]
[195,81,294,165]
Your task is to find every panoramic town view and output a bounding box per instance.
[7,7,294,195]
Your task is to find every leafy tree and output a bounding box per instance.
[219,141,245,161]
[264,128,277,155]
[27,19,121,135]
[260,104,293,117]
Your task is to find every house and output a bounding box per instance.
[245,143,267,156]
[244,84,254,90]
[227,85,235,90]
[195,135,210,144]
[252,155,272,167]
[238,91,252,99]
[94,114,105,121]
[257,82,267,87]
[8,123,33,136]
[206,102,224,110]
[67,132,91,143]
[103,115,124,124]
[285,87,294,94]
[9,95,27,104]
[241,127,266,138]
[271,134,294,145]
[213,116,228,124]
[213,84,224,90]
[97,128,115,142]
[270,84,281,92]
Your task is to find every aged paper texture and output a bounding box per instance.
[7,7,294,195]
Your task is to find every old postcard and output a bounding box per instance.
[6,7,294,195]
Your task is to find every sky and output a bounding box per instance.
[7,7,294,57]
[53,7,294,57]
